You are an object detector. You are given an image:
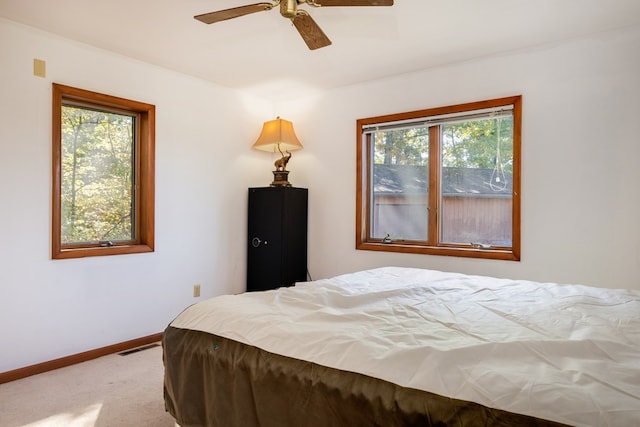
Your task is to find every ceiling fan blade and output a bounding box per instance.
[292,12,332,50]
[307,0,393,6]
[194,3,274,24]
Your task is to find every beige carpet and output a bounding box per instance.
[0,343,177,427]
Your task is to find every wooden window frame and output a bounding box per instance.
[52,83,155,259]
[356,96,521,261]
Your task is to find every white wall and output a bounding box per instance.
[2,17,639,373]
[281,26,640,289]
[0,19,272,372]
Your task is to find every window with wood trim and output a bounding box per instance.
[356,96,521,260]
[52,83,155,259]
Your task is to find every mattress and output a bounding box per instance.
[164,267,640,426]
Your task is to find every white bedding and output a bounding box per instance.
[170,267,640,426]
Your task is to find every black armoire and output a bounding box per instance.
[247,187,308,292]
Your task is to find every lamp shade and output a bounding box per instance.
[252,117,303,153]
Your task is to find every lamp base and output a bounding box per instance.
[270,170,292,187]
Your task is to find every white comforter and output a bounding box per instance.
[170,267,640,426]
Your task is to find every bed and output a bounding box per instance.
[163,267,640,426]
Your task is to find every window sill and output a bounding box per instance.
[52,244,154,260]
[356,241,519,261]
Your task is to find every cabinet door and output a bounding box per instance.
[247,189,284,291]
[281,188,308,287]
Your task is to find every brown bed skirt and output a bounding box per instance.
[163,326,568,427]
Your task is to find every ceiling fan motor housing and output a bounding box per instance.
[281,0,298,18]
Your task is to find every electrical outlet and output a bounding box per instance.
[193,284,201,298]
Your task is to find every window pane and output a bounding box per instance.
[61,105,135,244]
[440,116,513,246]
[371,127,429,241]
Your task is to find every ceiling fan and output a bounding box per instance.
[194,0,394,50]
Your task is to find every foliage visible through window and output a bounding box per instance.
[61,106,135,243]
[52,84,155,259]
[356,96,521,260]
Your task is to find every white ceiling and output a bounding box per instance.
[2,0,640,100]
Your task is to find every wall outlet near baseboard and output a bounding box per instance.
[193,284,201,298]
